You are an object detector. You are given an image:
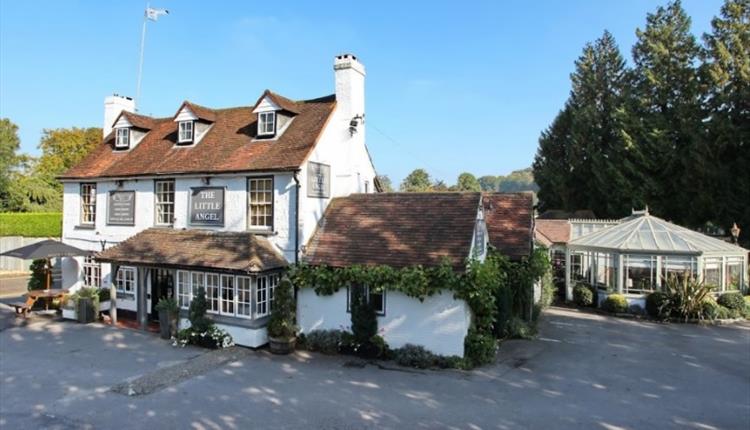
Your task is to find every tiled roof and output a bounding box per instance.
[173,101,217,122]
[61,91,336,179]
[304,193,482,269]
[116,111,156,130]
[483,193,534,259]
[95,229,288,272]
[534,219,571,246]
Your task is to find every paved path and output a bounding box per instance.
[1,306,748,429]
[0,274,29,299]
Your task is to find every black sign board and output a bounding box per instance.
[307,162,331,198]
[189,187,224,226]
[107,191,136,226]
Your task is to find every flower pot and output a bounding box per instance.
[77,297,96,324]
[158,309,173,340]
[268,336,296,355]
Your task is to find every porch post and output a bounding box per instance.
[617,254,624,294]
[110,263,118,325]
[137,267,148,330]
[565,247,572,302]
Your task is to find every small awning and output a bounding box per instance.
[96,229,287,273]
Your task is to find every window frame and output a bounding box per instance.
[115,127,130,149]
[177,270,191,309]
[80,183,97,225]
[178,120,194,144]
[154,179,175,226]
[247,176,274,231]
[83,255,101,288]
[116,266,137,294]
[205,273,220,314]
[346,285,386,316]
[257,111,276,137]
[235,276,252,319]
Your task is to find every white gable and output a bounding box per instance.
[253,96,281,114]
[113,115,133,129]
[175,107,198,122]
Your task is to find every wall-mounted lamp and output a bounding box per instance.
[731,222,741,244]
[115,180,124,189]
[349,114,365,136]
[201,176,211,185]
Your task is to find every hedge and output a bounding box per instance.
[0,213,62,237]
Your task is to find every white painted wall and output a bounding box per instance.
[297,288,471,357]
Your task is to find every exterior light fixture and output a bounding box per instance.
[730,222,740,244]
[201,176,211,185]
[115,180,124,188]
[349,114,364,136]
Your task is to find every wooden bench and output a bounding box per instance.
[10,296,37,317]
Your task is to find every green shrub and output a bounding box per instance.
[464,329,496,368]
[267,277,297,339]
[175,326,233,349]
[506,317,536,339]
[97,287,111,302]
[573,284,594,307]
[304,329,346,354]
[717,292,745,311]
[188,286,212,333]
[646,292,669,318]
[0,212,62,237]
[602,294,628,314]
[27,259,48,290]
[393,344,436,369]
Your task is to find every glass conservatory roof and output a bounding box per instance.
[568,210,748,255]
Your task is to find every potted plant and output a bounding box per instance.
[267,277,298,354]
[75,287,99,324]
[155,297,179,339]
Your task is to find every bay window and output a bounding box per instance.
[624,255,656,294]
[116,266,136,294]
[175,270,279,318]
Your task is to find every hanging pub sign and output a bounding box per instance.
[189,187,224,226]
[107,191,136,226]
[307,161,331,198]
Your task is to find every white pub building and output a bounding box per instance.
[59,54,377,346]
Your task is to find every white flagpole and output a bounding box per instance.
[135,2,149,111]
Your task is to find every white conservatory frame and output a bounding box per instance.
[564,210,748,300]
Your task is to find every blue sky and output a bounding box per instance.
[0,0,722,185]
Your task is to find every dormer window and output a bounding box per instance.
[258,112,276,137]
[115,128,130,149]
[178,121,194,144]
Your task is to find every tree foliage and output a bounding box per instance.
[399,168,433,192]
[0,119,21,211]
[533,0,750,243]
[456,172,481,191]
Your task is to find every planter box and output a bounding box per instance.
[99,300,111,312]
[62,307,77,320]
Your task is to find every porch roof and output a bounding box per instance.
[96,229,288,273]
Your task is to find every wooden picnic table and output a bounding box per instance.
[11,289,68,316]
[27,289,69,312]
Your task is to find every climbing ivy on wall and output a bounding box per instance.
[289,248,551,367]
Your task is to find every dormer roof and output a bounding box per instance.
[60,92,336,180]
[173,101,217,123]
[111,111,156,130]
[252,90,301,115]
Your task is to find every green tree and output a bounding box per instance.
[533,106,575,211]
[34,127,101,192]
[432,179,450,191]
[375,174,393,192]
[702,0,750,241]
[631,0,706,225]
[478,175,499,191]
[399,168,432,192]
[456,172,481,192]
[0,119,21,210]
[496,168,539,192]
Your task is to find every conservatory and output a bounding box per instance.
[564,210,748,306]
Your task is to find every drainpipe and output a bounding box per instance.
[293,170,301,265]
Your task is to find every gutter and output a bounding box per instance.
[293,169,301,265]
